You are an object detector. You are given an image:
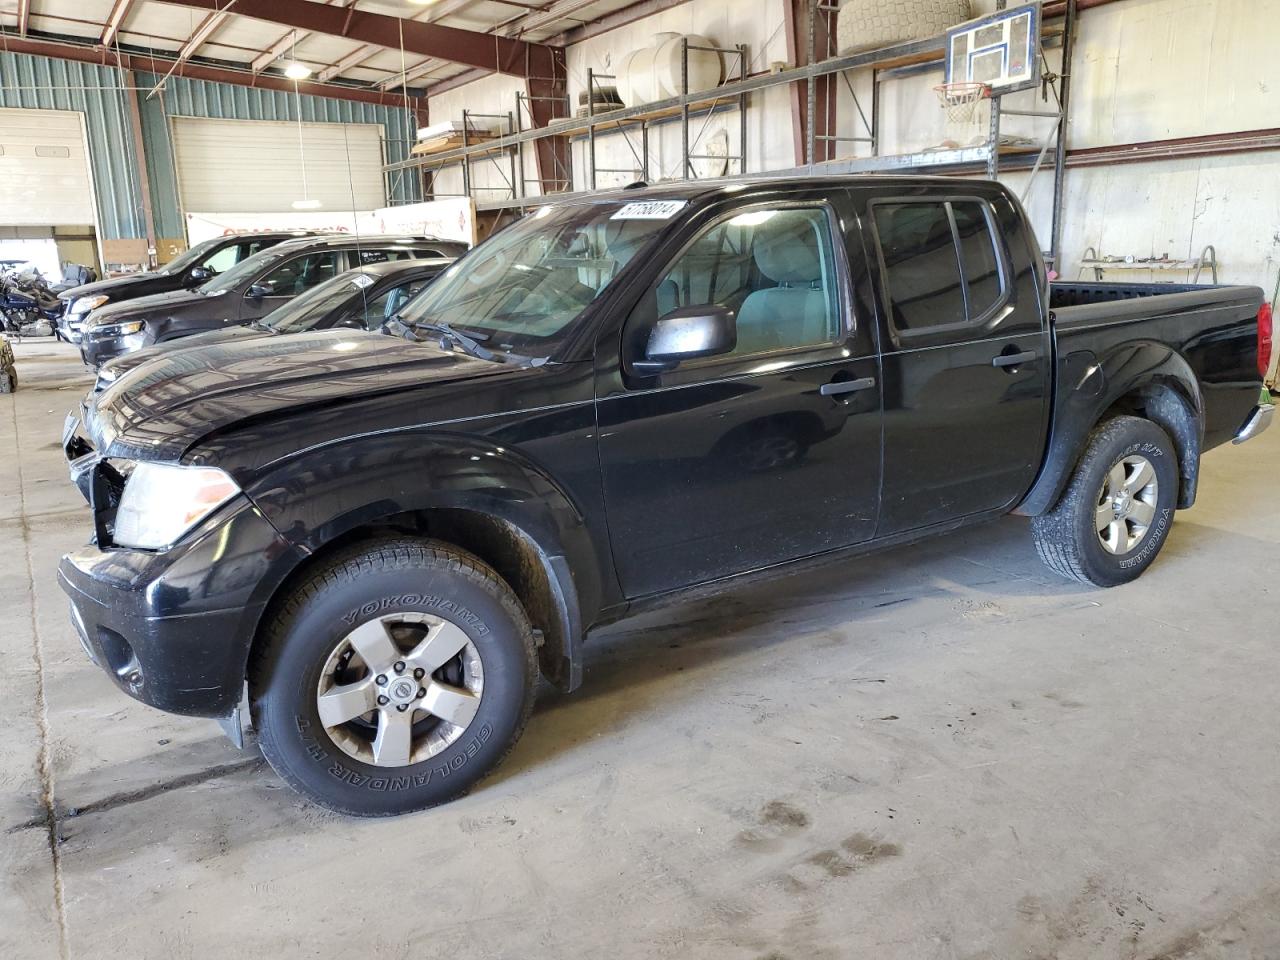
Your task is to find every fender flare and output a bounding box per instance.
[239,432,608,693]
[1016,340,1203,516]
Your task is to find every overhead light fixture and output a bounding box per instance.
[292,198,322,211]
[406,0,443,6]
[283,61,313,80]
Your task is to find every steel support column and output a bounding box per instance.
[785,0,837,166]
[525,50,569,194]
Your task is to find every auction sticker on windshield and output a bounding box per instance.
[350,273,375,289]
[611,200,688,221]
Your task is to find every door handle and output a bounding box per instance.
[992,350,1038,368]
[820,377,877,397]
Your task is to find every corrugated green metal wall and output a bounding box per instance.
[0,53,148,240]
[0,52,421,242]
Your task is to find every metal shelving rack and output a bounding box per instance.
[386,0,1079,261]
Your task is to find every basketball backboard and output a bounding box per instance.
[945,2,1042,95]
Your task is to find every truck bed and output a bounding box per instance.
[1011,279,1266,518]
[1050,280,1262,319]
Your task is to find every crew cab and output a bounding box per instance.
[92,258,454,392]
[58,176,1274,816]
[77,235,468,368]
[58,232,318,344]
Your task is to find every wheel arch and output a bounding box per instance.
[240,435,607,696]
[1017,341,1204,516]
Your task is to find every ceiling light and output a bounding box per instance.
[283,61,313,80]
[292,199,322,210]
[406,0,443,6]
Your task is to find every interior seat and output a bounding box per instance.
[734,216,833,355]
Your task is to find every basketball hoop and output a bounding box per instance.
[934,82,991,124]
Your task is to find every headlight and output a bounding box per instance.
[71,295,109,315]
[113,462,241,549]
[97,364,120,384]
[94,320,145,337]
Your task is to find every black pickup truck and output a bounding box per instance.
[58,176,1274,816]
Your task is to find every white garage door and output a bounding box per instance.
[0,107,96,226]
[172,116,386,214]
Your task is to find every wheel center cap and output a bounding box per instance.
[1114,491,1133,517]
[388,678,418,704]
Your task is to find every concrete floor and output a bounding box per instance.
[2,338,1278,960]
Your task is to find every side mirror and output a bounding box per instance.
[187,266,212,283]
[246,283,271,300]
[337,316,364,330]
[633,304,737,375]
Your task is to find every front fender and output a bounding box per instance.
[242,431,609,688]
[1017,340,1203,516]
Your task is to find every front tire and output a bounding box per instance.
[250,538,538,816]
[1032,416,1179,587]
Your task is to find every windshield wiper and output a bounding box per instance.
[409,321,501,362]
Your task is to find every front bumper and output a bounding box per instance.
[58,497,302,718]
[1233,403,1274,445]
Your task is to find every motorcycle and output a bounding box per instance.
[0,266,64,338]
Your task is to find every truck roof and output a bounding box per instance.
[547,173,1005,208]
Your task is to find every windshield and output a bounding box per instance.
[157,236,226,276]
[397,200,673,358]
[199,245,294,295]
[264,270,371,333]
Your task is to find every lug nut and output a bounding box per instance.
[413,668,425,680]
[375,674,388,686]
[393,661,406,674]
[396,704,408,712]
[377,695,389,706]
[416,687,426,699]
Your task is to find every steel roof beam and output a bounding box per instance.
[155,0,563,78]
[175,10,232,67]
[101,0,139,47]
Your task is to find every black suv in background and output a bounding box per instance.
[78,235,468,367]
[58,231,320,344]
[93,258,454,391]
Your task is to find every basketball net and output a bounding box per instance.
[935,82,992,127]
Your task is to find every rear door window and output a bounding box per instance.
[258,252,343,296]
[872,203,965,332]
[871,199,1007,337]
[951,202,1004,320]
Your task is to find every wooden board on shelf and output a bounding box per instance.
[412,132,497,157]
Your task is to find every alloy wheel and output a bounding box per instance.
[1095,454,1159,555]
[315,612,484,768]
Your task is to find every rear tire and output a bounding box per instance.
[1032,416,1178,587]
[250,538,538,816]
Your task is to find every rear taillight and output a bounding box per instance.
[1259,302,1274,379]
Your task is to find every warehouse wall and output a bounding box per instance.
[0,51,422,243]
[839,0,1280,292]
[0,54,147,241]
[423,0,1279,297]
[133,73,422,238]
[423,0,796,198]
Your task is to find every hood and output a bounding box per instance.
[89,329,513,462]
[100,324,271,382]
[60,271,173,304]
[87,287,216,325]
